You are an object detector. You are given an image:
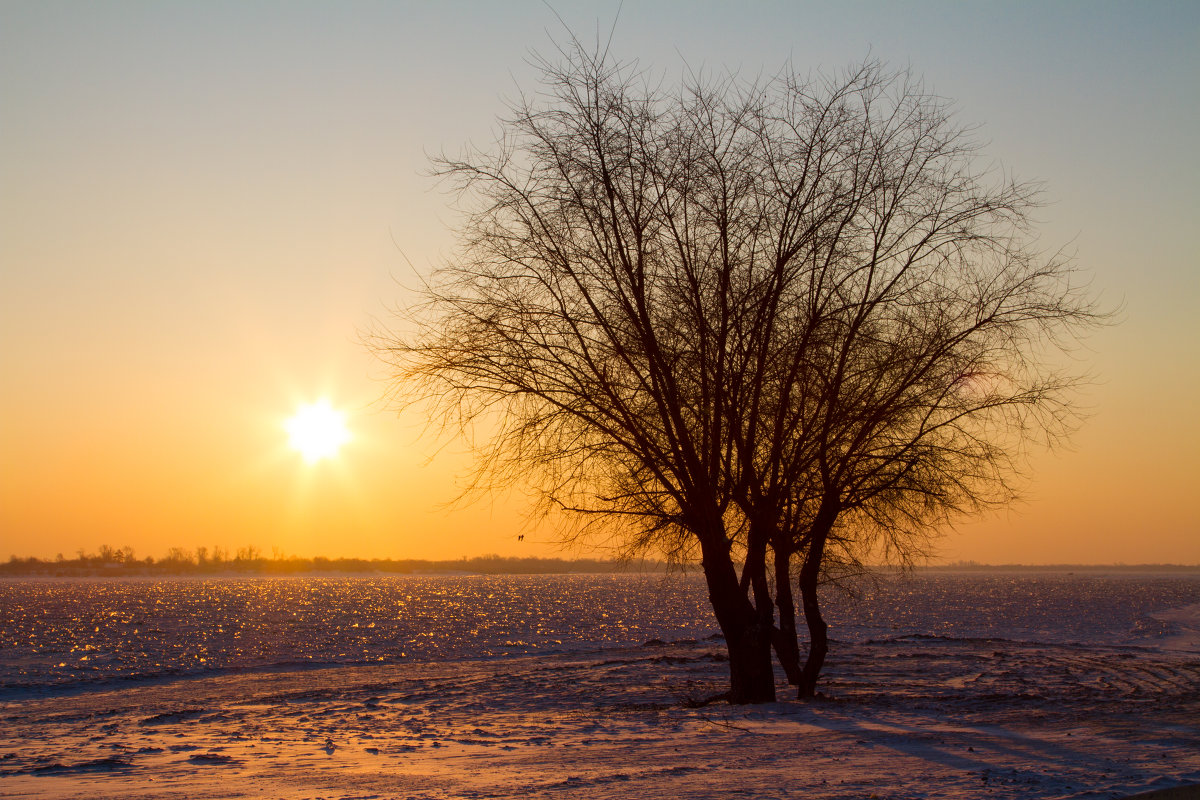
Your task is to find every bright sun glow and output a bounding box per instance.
[285,400,350,464]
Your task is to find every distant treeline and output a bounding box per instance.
[0,545,670,577]
[2,548,1194,578]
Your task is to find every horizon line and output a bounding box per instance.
[4,552,1199,571]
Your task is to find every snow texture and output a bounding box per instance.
[2,630,1198,799]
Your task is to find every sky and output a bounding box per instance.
[2,1,1197,564]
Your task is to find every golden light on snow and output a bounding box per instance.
[285,400,351,464]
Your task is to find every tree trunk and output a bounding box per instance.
[796,522,835,695]
[771,547,803,686]
[797,497,838,699]
[700,535,776,704]
[796,551,827,698]
[724,618,777,704]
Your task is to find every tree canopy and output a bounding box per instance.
[377,44,1101,703]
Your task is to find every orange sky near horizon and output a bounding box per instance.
[2,2,1197,565]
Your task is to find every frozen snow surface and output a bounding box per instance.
[1,572,1197,799]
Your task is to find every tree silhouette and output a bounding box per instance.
[378,43,1101,703]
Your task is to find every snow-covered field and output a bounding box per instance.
[1,574,1198,798]
[2,634,1198,799]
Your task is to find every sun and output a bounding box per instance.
[285,400,350,464]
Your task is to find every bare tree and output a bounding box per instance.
[381,44,785,702]
[377,44,1101,704]
[713,64,1103,696]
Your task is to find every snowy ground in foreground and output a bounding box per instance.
[1,635,1198,800]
